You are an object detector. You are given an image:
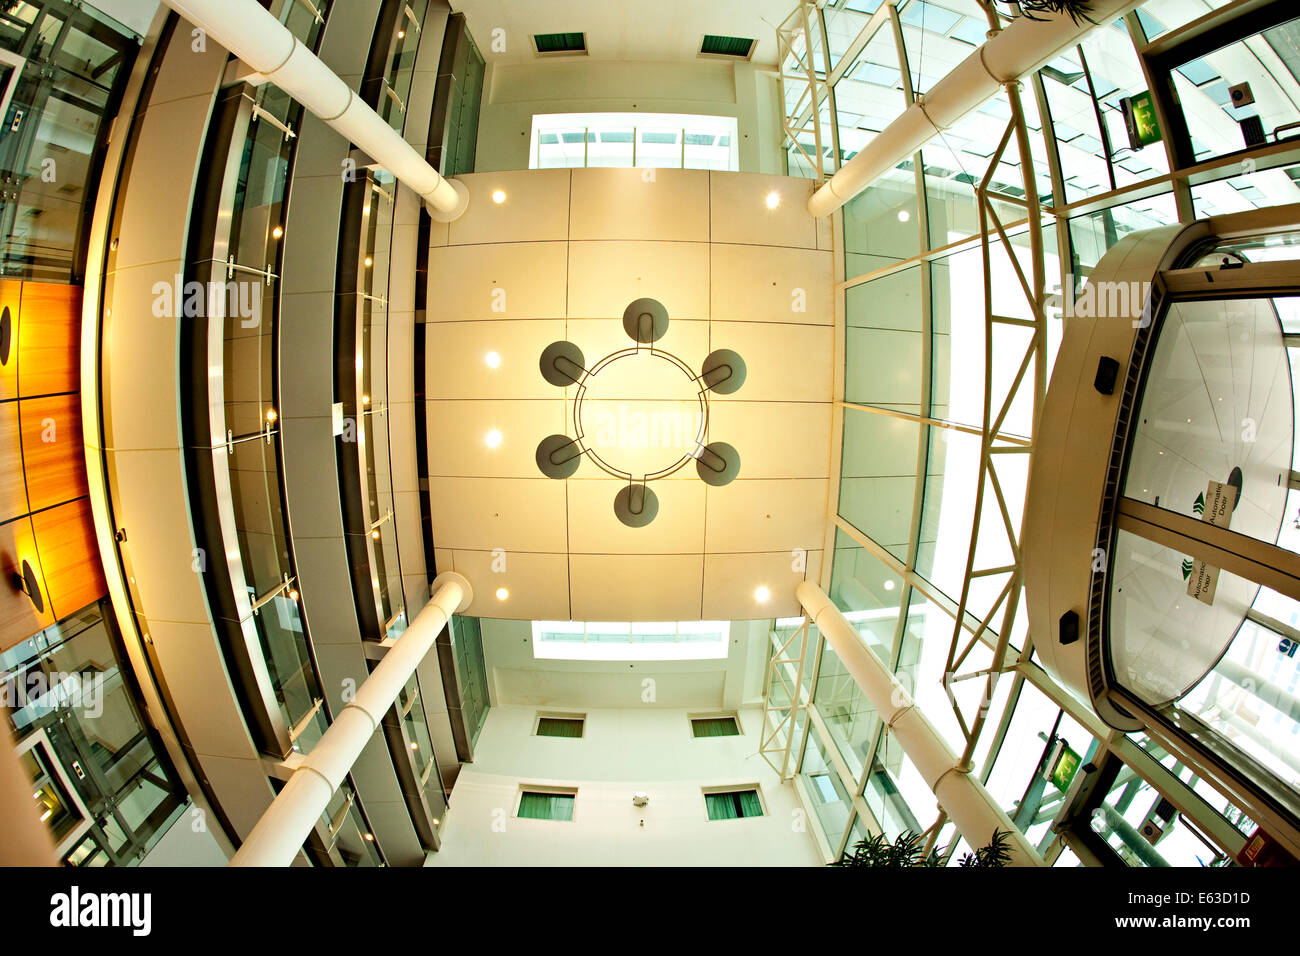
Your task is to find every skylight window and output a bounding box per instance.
[531,620,730,660]
[529,112,739,171]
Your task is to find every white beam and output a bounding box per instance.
[161,0,469,220]
[808,0,1141,218]
[230,572,472,867]
[797,580,1045,866]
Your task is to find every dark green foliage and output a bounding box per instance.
[832,827,1014,868]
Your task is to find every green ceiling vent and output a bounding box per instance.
[534,32,586,55]
[701,34,754,59]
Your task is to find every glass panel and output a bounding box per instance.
[815,638,880,780]
[1122,297,1295,557]
[839,408,920,561]
[834,15,907,168]
[845,265,923,412]
[1173,17,1300,165]
[1191,162,1300,217]
[519,790,575,821]
[801,727,853,845]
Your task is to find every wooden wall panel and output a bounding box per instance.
[19,394,88,512]
[0,280,18,403]
[30,498,106,624]
[0,515,56,652]
[16,282,81,398]
[0,403,26,524]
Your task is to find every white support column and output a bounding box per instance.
[230,572,473,867]
[807,0,1140,218]
[796,580,1045,866]
[161,0,469,221]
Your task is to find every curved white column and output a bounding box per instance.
[796,581,1044,866]
[230,572,473,867]
[160,0,469,220]
[807,0,1140,218]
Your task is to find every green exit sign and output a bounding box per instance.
[1122,90,1163,149]
[1047,740,1082,792]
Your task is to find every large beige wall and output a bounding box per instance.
[475,59,784,173]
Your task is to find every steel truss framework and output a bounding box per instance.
[766,0,1264,866]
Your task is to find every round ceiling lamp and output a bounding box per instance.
[536,298,746,527]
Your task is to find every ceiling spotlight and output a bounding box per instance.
[485,429,503,448]
[755,585,771,603]
[265,408,278,423]
[271,225,283,239]
[492,188,507,204]
[897,209,911,223]
[410,741,418,750]
[485,351,501,369]
[765,191,781,209]
[883,579,896,591]
[397,29,405,38]
[363,833,375,842]
[371,529,380,540]
[495,587,509,601]
[361,394,371,405]
[289,589,299,601]
[364,256,373,268]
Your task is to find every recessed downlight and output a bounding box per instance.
[897,209,911,223]
[495,587,509,601]
[485,350,501,368]
[764,191,780,210]
[492,188,507,204]
[755,585,771,603]
[883,579,896,591]
[485,429,503,448]
[272,225,283,239]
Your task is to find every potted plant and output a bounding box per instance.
[832,827,1014,868]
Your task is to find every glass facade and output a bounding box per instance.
[768,0,1300,865]
[0,0,138,282]
[2,601,185,865]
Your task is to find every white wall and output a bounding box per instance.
[426,704,822,866]
[140,803,230,867]
[476,59,784,173]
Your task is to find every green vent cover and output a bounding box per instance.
[535,31,586,53]
[701,34,754,57]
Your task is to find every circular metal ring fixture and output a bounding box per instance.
[535,298,745,527]
[701,348,747,394]
[622,297,669,344]
[613,483,659,528]
[540,340,586,386]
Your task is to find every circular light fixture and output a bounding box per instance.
[289,589,299,601]
[397,29,405,38]
[755,585,771,603]
[883,579,896,591]
[897,209,911,223]
[485,429,503,448]
[491,188,507,204]
[361,395,370,405]
[495,587,509,601]
[410,741,418,750]
[272,225,283,239]
[371,529,380,540]
[765,191,781,209]
[535,298,745,527]
[0,306,10,366]
[265,408,278,423]
[364,256,373,268]
[363,833,375,842]
[485,350,501,368]
[14,559,43,614]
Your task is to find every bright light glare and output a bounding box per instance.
[485,429,503,448]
